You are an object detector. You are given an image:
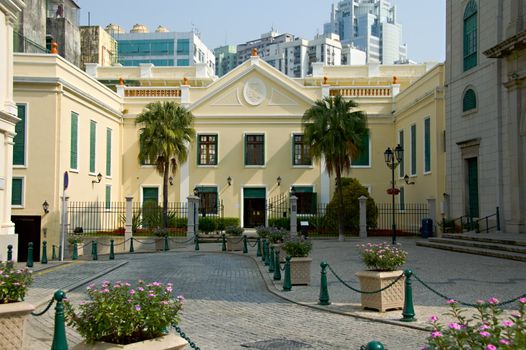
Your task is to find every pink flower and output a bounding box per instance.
[519,297,526,304]
[134,305,141,311]
[499,339,510,345]
[148,293,155,297]
[152,282,161,286]
[447,299,457,305]
[448,322,462,330]
[166,287,173,293]
[177,295,185,303]
[431,331,442,338]
[129,289,136,295]
[485,345,496,350]
[138,287,144,292]
[428,315,438,322]
[479,324,490,331]
[479,331,491,337]
[101,288,110,294]
[488,297,499,305]
[501,320,514,327]
[161,300,169,305]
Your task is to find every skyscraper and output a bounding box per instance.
[323,0,408,64]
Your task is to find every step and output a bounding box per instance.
[416,240,526,262]
[428,237,526,254]
[442,234,526,247]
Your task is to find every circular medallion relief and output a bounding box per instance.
[243,78,267,106]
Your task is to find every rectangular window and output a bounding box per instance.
[105,185,111,210]
[106,128,112,176]
[177,39,190,55]
[196,186,218,215]
[410,124,417,176]
[89,120,96,173]
[13,104,26,166]
[11,177,23,206]
[245,134,264,166]
[293,134,311,166]
[294,186,317,215]
[424,118,431,173]
[197,134,217,165]
[142,187,159,204]
[70,112,78,170]
[177,59,190,66]
[398,130,404,178]
[351,134,370,167]
[399,186,405,211]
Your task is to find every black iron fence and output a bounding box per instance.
[375,203,429,235]
[266,193,289,227]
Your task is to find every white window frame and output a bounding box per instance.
[13,103,28,169]
[11,176,25,208]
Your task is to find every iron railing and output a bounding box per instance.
[266,193,289,224]
[68,202,126,234]
[375,203,429,235]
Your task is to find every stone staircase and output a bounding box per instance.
[416,234,526,262]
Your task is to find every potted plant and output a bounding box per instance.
[355,242,407,312]
[67,227,85,257]
[154,228,170,251]
[267,227,287,245]
[255,226,271,240]
[225,225,244,251]
[281,236,313,285]
[65,280,187,349]
[0,260,34,349]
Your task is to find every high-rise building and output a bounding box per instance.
[236,30,294,66]
[214,45,236,77]
[323,0,407,64]
[80,26,118,70]
[108,24,215,71]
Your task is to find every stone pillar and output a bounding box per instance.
[427,198,437,237]
[124,196,133,251]
[60,195,69,261]
[1,132,15,235]
[290,195,297,236]
[187,196,199,238]
[359,195,368,238]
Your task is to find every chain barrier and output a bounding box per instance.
[169,236,195,245]
[132,238,157,244]
[247,240,258,248]
[412,272,526,307]
[327,264,404,294]
[229,236,244,244]
[30,296,55,317]
[173,325,201,350]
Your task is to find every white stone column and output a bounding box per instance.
[1,132,15,235]
[290,195,297,236]
[427,198,437,237]
[124,196,133,251]
[187,196,199,238]
[359,195,368,238]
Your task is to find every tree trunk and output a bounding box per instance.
[336,167,345,241]
[162,163,169,228]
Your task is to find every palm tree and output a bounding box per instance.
[302,95,368,241]
[136,101,196,228]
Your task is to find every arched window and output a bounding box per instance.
[463,0,478,71]
[463,88,477,112]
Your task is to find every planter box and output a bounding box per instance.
[0,301,35,350]
[355,270,405,312]
[290,257,312,285]
[226,236,243,251]
[72,332,187,350]
[156,238,166,251]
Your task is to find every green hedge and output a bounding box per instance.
[216,217,239,231]
[268,218,290,230]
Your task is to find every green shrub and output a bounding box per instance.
[268,227,288,243]
[256,226,271,239]
[0,261,33,303]
[281,236,312,257]
[268,218,290,230]
[198,217,216,234]
[216,217,239,231]
[142,201,162,229]
[171,217,187,229]
[153,227,169,237]
[225,225,244,236]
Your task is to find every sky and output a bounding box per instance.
[77,0,445,63]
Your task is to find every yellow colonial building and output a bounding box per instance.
[11,51,445,257]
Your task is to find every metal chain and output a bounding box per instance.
[132,238,158,244]
[327,264,404,294]
[412,272,526,307]
[31,297,55,317]
[247,240,258,248]
[229,236,244,244]
[169,236,195,244]
[173,325,201,350]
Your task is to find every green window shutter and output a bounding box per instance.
[70,113,78,169]
[13,105,26,166]
[463,0,478,71]
[424,118,431,172]
[142,187,159,204]
[398,130,404,178]
[411,124,417,175]
[11,178,23,206]
[462,89,477,112]
[106,128,112,176]
[399,187,405,211]
[105,185,111,209]
[89,120,96,173]
[351,134,370,166]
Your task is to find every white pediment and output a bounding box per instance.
[269,88,298,106]
[210,88,242,106]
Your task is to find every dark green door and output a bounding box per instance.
[244,188,266,228]
[142,187,159,204]
[467,158,479,218]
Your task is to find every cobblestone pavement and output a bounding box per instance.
[25,251,428,350]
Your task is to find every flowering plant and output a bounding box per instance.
[424,298,526,350]
[357,242,407,271]
[281,235,312,257]
[0,261,33,303]
[65,280,183,345]
[268,227,288,244]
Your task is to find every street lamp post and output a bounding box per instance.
[384,144,403,245]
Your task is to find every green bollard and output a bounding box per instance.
[194,235,200,251]
[256,237,262,257]
[362,341,385,350]
[243,235,248,254]
[318,261,331,305]
[221,234,227,252]
[263,241,270,266]
[72,242,78,261]
[52,245,57,260]
[109,240,115,260]
[91,241,98,261]
[268,246,275,273]
[261,239,266,262]
[401,269,416,322]
[273,250,281,281]
[27,242,34,268]
[41,241,48,264]
[129,237,134,253]
[51,290,68,350]
[283,256,292,291]
[164,236,169,251]
[7,244,13,261]
[59,245,62,261]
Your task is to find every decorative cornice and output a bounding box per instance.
[484,29,526,58]
[0,0,25,20]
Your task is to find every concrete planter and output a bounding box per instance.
[72,332,188,350]
[226,236,243,251]
[271,243,285,262]
[355,270,405,312]
[155,238,166,251]
[290,257,312,285]
[0,301,35,350]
